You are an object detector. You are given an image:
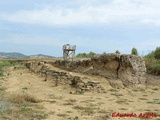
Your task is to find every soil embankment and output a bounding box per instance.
[50,54,146,88]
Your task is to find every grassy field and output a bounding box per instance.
[0,59,48,120]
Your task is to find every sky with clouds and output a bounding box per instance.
[0,0,160,57]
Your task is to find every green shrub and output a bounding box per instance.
[144,48,160,75]
[76,51,96,58]
[144,51,155,60]
[0,70,3,76]
[148,64,160,75]
[0,61,11,68]
[115,50,120,54]
[131,47,138,55]
[154,47,160,59]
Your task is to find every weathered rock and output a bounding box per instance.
[118,55,146,87]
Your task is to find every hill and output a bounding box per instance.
[0,52,55,59]
[0,52,28,58]
[29,54,55,58]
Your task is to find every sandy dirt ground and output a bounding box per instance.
[1,66,160,120]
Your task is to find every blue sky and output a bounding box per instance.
[0,0,160,57]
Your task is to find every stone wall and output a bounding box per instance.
[52,54,147,88]
[26,61,74,85]
[25,61,106,93]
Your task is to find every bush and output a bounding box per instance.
[154,47,160,59]
[115,50,120,54]
[144,48,160,75]
[144,51,155,59]
[0,70,3,76]
[144,57,160,75]
[131,47,138,55]
[148,64,160,75]
[76,51,96,58]
[88,51,96,57]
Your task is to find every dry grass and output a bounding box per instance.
[33,104,45,109]
[0,86,6,92]
[0,93,47,119]
[132,88,145,92]
[118,108,128,110]
[63,102,74,106]
[138,98,148,100]
[147,99,160,104]
[63,99,77,105]
[110,93,123,96]
[48,94,64,100]
[1,59,160,120]
[0,100,47,120]
[152,88,159,91]
[109,89,119,92]
[9,92,41,104]
[98,109,108,113]
[116,99,128,104]
[74,105,99,115]
[57,113,69,117]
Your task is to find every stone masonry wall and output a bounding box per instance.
[25,61,106,93]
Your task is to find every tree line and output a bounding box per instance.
[76,51,96,58]
[76,47,140,58]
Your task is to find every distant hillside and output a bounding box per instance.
[0,52,28,58]
[29,54,55,58]
[0,52,55,59]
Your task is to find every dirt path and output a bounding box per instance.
[2,67,160,120]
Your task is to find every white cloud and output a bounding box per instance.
[2,34,63,47]
[2,34,96,48]
[1,0,160,26]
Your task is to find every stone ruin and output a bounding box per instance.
[25,61,106,93]
[25,54,147,93]
[53,54,147,88]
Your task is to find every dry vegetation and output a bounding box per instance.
[0,59,160,120]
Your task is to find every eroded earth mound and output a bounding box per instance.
[26,54,147,88]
